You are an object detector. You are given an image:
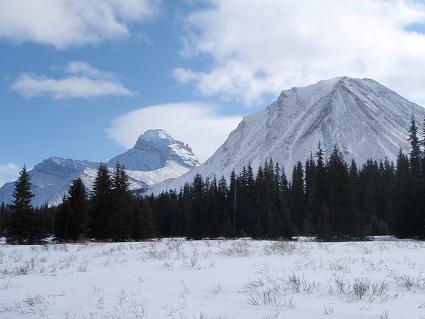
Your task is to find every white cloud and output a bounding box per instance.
[176,0,425,105]
[65,61,117,80]
[11,61,134,99]
[0,163,19,187]
[0,0,158,49]
[107,103,242,162]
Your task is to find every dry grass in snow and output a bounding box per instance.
[0,239,425,318]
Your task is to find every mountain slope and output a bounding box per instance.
[0,130,198,206]
[151,76,425,193]
[0,157,99,207]
[108,129,198,171]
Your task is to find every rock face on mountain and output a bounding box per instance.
[108,129,199,171]
[152,76,425,193]
[0,130,198,206]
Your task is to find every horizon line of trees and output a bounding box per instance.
[1,117,425,244]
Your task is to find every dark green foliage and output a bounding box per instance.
[110,164,132,241]
[289,162,305,234]
[89,164,112,240]
[132,199,157,240]
[3,120,425,243]
[6,167,42,244]
[0,202,9,236]
[55,178,89,241]
[409,116,421,174]
[327,147,357,238]
[305,143,329,237]
[12,167,33,211]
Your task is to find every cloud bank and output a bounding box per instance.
[107,103,242,162]
[0,0,157,49]
[176,0,425,105]
[11,61,134,99]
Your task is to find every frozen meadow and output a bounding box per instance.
[0,239,425,319]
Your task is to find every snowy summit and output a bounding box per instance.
[0,130,199,206]
[109,129,199,171]
[152,76,425,193]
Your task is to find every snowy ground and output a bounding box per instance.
[1,239,425,319]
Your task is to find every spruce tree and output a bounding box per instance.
[68,178,89,238]
[7,167,41,244]
[133,199,157,240]
[327,147,356,238]
[228,170,238,233]
[55,199,73,241]
[268,207,284,239]
[13,167,33,209]
[110,163,132,241]
[289,162,305,234]
[304,153,315,199]
[55,178,89,241]
[421,118,425,177]
[0,202,7,237]
[305,143,329,238]
[392,151,412,237]
[243,164,257,236]
[217,176,232,237]
[188,174,206,239]
[405,117,424,237]
[408,116,421,174]
[90,164,112,240]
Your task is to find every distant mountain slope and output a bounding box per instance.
[0,129,198,206]
[108,129,199,171]
[151,76,425,194]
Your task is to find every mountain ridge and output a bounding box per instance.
[0,129,198,206]
[150,76,425,194]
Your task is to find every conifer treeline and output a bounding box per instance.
[146,143,424,240]
[1,118,424,243]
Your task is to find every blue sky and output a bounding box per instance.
[0,0,248,185]
[1,0,425,185]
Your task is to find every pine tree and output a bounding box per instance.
[10,118,425,242]
[327,147,356,238]
[268,207,284,239]
[392,151,412,237]
[0,202,7,236]
[188,174,206,239]
[408,116,421,174]
[289,162,305,234]
[304,143,329,237]
[317,203,331,240]
[243,164,257,236]
[68,178,89,238]
[55,178,89,241]
[110,163,132,241]
[228,170,238,233]
[55,199,73,241]
[205,176,221,238]
[12,167,33,211]
[133,199,157,240]
[305,153,315,199]
[90,164,112,240]
[217,176,232,237]
[7,167,42,244]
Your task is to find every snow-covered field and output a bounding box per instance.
[1,239,425,319]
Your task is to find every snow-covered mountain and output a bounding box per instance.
[151,76,425,194]
[108,129,198,171]
[0,129,198,206]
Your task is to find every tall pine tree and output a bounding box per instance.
[90,164,112,240]
[110,164,133,241]
[7,167,41,244]
[55,178,89,241]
